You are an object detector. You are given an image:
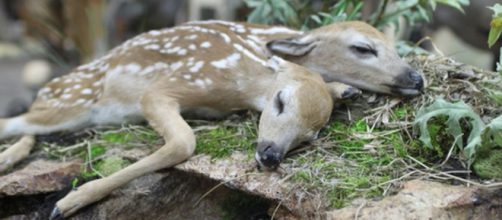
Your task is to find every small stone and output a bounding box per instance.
[0,159,82,197]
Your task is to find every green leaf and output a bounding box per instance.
[435,0,468,13]
[244,0,262,8]
[310,15,321,24]
[482,115,502,147]
[416,5,431,22]
[71,178,79,189]
[488,4,502,47]
[488,4,502,17]
[413,99,485,162]
[488,17,502,48]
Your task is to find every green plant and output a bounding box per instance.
[245,0,302,27]
[245,0,470,31]
[488,4,502,74]
[414,99,502,166]
[488,4,502,48]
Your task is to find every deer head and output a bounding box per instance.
[267,21,424,96]
[255,57,333,170]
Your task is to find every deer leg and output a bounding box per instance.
[0,135,35,173]
[0,107,92,173]
[51,93,195,219]
[326,81,361,101]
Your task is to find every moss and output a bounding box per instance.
[94,156,131,176]
[393,106,409,120]
[288,118,411,209]
[102,132,134,144]
[90,144,106,157]
[473,149,502,179]
[100,127,161,148]
[195,123,256,159]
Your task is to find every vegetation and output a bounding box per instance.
[194,117,257,159]
[245,0,469,31]
[2,0,501,214]
[488,3,502,73]
[240,0,502,210]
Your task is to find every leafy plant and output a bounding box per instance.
[488,4,502,74]
[245,0,470,31]
[414,99,502,166]
[304,0,363,30]
[488,4,502,48]
[245,0,301,27]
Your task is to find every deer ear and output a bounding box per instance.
[266,36,316,57]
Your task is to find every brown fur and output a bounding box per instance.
[0,20,419,218]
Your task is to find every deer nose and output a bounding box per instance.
[256,141,282,170]
[408,70,424,90]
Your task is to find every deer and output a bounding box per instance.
[0,20,423,218]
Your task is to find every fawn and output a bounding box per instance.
[0,20,423,218]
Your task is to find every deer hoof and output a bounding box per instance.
[341,87,362,101]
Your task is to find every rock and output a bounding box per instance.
[70,170,272,220]
[0,159,81,197]
[326,180,502,220]
[176,152,322,218]
[1,167,273,220]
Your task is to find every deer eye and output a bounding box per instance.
[274,91,284,115]
[350,45,378,57]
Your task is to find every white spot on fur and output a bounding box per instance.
[166,46,181,54]
[248,35,262,43]
[75,99,86,105]
[108,65,124,76]
[200,42,212,48]
[250,27,302,35]
[211,53,241,69]
[149,30,161,36]
[145,44,160,50]
[73,84,82,89]
[219,32,231,43]
[139,62,168,76]
[204,78,213,85]
[92,80,103,87]
[177,49,188,56]
[188,44,196,50]
[230,25,246,33]
[81,88,93,95]
[124,63,142,74]
[39,87,51,94]
[185,34,198,40]
[61,94,72,100]
[99,63,110,72]
[233,44,267,66]
[170,61,183,71]
[194,79,205,88]
[245,39,264,53]
[190,61,204,73]
[183,74,191,80]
